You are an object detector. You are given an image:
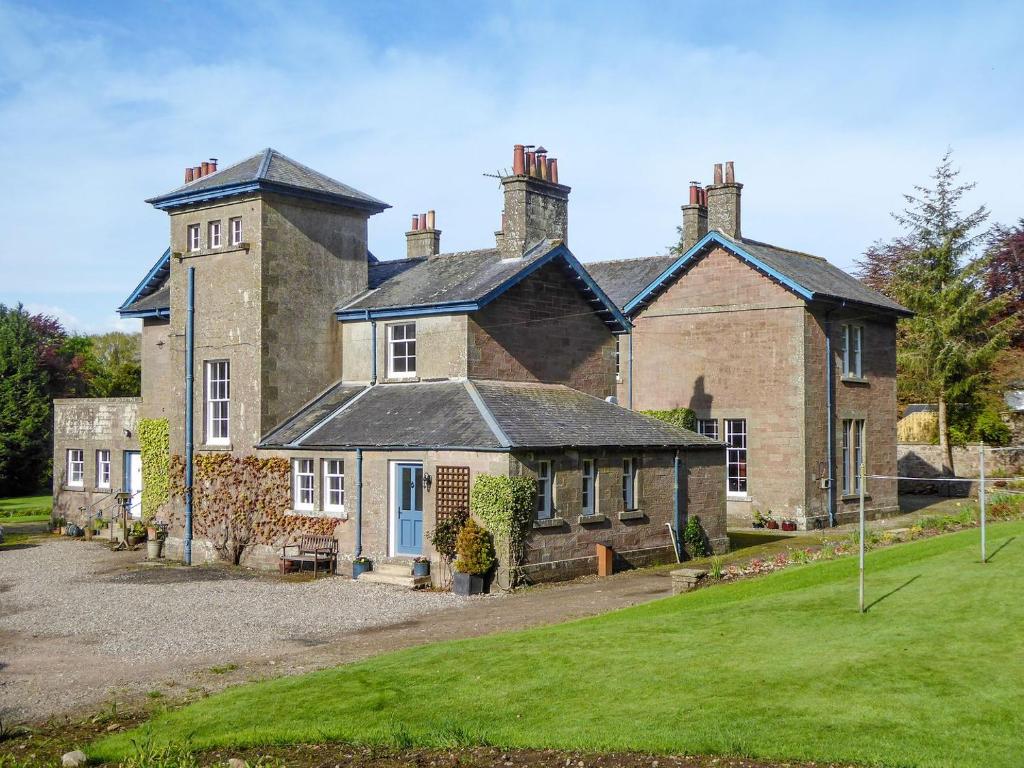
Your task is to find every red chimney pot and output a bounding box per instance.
[549,158,558,184]
[725,161,735,184]
[513,144,525,175]
[201,161,210,176]
[689,182,700,205]
[185,167,194,183]
[209,158,218,173]
[713,163,723,185]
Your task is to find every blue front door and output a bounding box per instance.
[395,463,424,556]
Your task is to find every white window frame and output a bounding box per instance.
[96,449,111,489]
[725,418,748,497]
[204,360,230,445]
[187,223,201,252]
[387,322,417,379]
[614,337,621,379]
[323,458,345,513]
[842,324,863,379]
[208,220,222,249]
[229,217,243,246]
[292,458,315,511]
[622,457,638,511]
[535,460,553,519]
[842,419,866,496]
[581,459,596,516]
[67,449,84,487]
[696,418,719,440]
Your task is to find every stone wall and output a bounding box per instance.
[897,443,1024,495]
[499,175,569,258]
[512,447,727,583]
[52,398,140,525]
[341,314,469,383]
[624,246,810,525]
[468,261,616,398]
[140,317,171,420]
[804,307,900,526]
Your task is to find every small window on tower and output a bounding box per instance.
[187,224,201,252]
[229,217,243,246]
[209,220,222,248]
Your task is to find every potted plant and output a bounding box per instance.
[127,520,147,547]
[764,511,780,530]
[781,518,797,532]
[751,510,766,529]
[452,518,494,596]
[412,556,430,578]
[352,555,372,579]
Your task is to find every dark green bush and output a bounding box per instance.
[683,515,708,557]
[428,506,469,565]
[640,407,696,431]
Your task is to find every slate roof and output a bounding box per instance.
[118,249,171,317]
[260,379,719,451]
[145,149,390,213]
[585,255,677,310]
[336,241,630,333]
[595,231,911,317]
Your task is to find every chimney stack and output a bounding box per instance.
[185,167,195,183]
[706,160,742,239]
[680,180,708,251]
[406,209,441,258]
[497,142,569,258]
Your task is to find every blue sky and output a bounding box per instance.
[1,0,1021,332]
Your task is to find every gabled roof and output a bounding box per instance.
[585,254,677,310]
[118,249,171,318]
[260,379,721,451]
[145,149,390,213]
[620,231,912,317]
[336,241,631,333]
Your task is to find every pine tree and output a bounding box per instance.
[0,305,54,494]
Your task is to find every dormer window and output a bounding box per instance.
[187,224,201,252]
[230,217,242,246]
[387,323,416,379]
[209,221,222,248]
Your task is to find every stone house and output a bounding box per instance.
[589,163,911,529]
[53,146,727,583]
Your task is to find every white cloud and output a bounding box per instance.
[1,1,1022,329]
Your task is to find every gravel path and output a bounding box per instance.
[0,538,468,721]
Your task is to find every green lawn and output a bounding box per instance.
[0,493,51,523]
[92,522,1024,768]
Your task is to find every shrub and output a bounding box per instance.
[428,506,469,565]
[138,418,169,523]
[708,555,724,579]
[683,515,708,557]
[640,407,696,431]
[470,474,536,585]
[974,407,1012,446]
[454,518,494,576]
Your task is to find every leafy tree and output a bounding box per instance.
[857,151,1016,472]
[0,305,57,494]
[85,332,141,397]
[982,220,1024,345]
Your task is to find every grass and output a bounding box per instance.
[0,494,51,524]
[91,521,1024,768]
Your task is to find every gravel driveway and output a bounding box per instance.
[0,537,467,722]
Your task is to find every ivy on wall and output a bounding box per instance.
[168,453,337,564]
[138,418,169,522]
[641,407,697,431]
[471,473,536,587]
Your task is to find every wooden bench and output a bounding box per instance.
[279,535,338,579]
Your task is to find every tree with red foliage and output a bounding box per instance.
[983,220,1024,345]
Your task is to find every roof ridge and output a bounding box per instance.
[587,254,673,266]
[256,147,274,179]
[463,380,512,448]
[740,236,827,262]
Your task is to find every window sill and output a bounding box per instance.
[578,513,608,525]
[841,494,871,502]
[533,516,566,529]
[383,375,419,384]
[178,244,250,259]
[840,376,870,386]
[618,509,647,521]
[62,485,86,492]
[727,494,752,503]
[288,509,348,520]
[200,443,234,452]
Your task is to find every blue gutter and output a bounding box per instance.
[118,248,171,314]
[148,180,389,214]
[354,448,363,558]
[623,231,815,316]
[673,451,684,561]
[337,301,479,322]
[118,308,170,319]
[183,267,196,565]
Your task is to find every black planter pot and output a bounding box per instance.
[452,572,484,596]
[352,560,372,580]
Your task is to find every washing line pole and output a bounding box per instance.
[979,442,986,564]
[858,458,866,614]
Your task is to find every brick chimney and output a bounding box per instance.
[406,210,441,258]
[497,143,569,258]
[680,181,708,251]
[706,161,742,239]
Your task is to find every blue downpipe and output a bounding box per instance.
[184,267,195,565]
[355,448,363,558]
[673,451,684,561]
